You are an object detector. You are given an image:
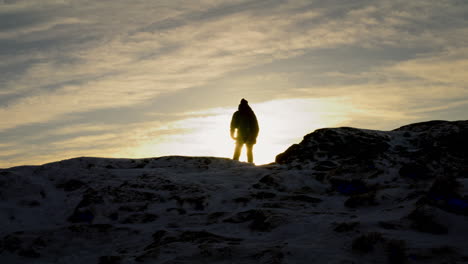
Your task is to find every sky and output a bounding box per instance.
[1,0,467,168]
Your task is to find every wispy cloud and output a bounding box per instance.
[390,47,468,85]
[1,0,467,167]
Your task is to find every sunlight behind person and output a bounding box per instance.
[131,97,354,165]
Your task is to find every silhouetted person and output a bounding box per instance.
[230,98,259,163]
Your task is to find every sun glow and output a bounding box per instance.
[131,98,353,165]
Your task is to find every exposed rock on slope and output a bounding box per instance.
[276,126,391,164]
[276,120,468,175]
[1,120,468,264]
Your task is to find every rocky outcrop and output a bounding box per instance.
[276,120,468,176]
[276,127,391,164]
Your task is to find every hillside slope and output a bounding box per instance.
[1,120,467,264]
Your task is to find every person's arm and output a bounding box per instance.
[252,113,259,138]
[230,112,238,140]
[231,129,237,140]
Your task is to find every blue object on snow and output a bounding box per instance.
[428,192,468,214]
[336,182,368,195]
[447,198,468,210]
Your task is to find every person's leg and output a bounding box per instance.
[246,144,254,163]
[233,142,242,161]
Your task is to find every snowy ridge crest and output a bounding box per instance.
[1,120,468,263]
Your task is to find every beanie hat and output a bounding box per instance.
[240,98,248,105]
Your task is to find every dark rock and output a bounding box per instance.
[407,246,461,263]
[396,121,468,168]
[275,144,301,164]
[253,246,284,264]
[166,208,187,215]
[18,248,40,258]
[145,230,241,249]
[109,212,119,221]
[118,204,148,212]
[386,239,407,264]
[207,212,227,224]
[398,121,468,151]
[33,237,47,248]
[152,230,167,243]
[92,224,114,232]
[173,195,207,211]
[77,188,104,208]
[405,191,425,201]
[313,160,338,171]
[19,200,41,207]
[276,121,468,184]
[333,222,359,232]
[224,209,283,232]
[160,184,178,191]
[199,244,233,258]
[431,246,456,256]
[121,213,158,224]
[139,230,241,261]
[251,192,276,199]
[262,203,284,208]
[408,207,448,234]
[259,175,280,187]
[109,189,161,203]
[252,183,262,189]
[143,230,168,251]
[67,209,94,223]
[344,191,377,208]
[233,197,250,205]
[276,127,390,164]
[314,172,326,182]
[249,211,273,232]
[428,175,460,197]
[352,232,384,253]
[0,171,10,176]
[68,224,113,233]
[99,256,122,264]
[133,161,147,168]
[2,234,22,252]
[426,176,468,215]
[399,163,431,179]
[177,231,242,244]
[330,178,370,196]
[280,195,322,203]
[379,221,402,230]
[224,210,260,223]
[394,120,452,133]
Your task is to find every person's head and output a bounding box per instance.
[238,98,250,111]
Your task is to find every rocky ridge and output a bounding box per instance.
[1,120,467,264]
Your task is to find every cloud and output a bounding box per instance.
[390,47,468,85]
[1,0,467,167]
[0,17,90,39]
[0,1,350,129]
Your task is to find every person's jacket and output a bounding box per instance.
[230,103,259,144]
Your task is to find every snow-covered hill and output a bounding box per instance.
[1,120,468,264]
